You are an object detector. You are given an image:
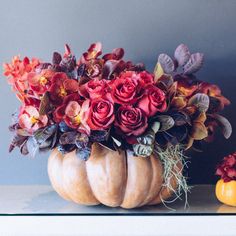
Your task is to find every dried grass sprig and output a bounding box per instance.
[155,144,191,209]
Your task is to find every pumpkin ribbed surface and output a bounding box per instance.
[48,143,179,208]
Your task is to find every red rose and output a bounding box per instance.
[87,98,115,130]
[137,85,167,117]
[79,78,110,99]
[111,71,144,105]
[115,106,148,137]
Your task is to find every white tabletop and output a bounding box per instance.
[0,185,236,236]
[0,185,235,215]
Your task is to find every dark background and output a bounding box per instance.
[0,0,235,184]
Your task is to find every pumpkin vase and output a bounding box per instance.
[48,143,180,209]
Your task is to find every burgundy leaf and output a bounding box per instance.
[52,52,62,65]
[102,60,120,79]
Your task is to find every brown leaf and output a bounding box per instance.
[156,74,174,90]
[39,92,51,115]
[190,122,208,140]
[195,112,207,123]
[185,137,194,150]
[171,96,187,109]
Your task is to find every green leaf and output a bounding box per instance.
[133,143,153,157]
[151,121,161,133]
[137,130,155,146]
[153,62,164,82]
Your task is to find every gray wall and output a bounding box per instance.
[0,0,235,184]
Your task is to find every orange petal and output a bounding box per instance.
[171,96,187,109]
[190,122,208,140]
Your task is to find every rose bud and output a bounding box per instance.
[87,98,115,130]
[137,85,167,117]
[79,78,110,100]
[115,105,148,137]
[139,71,154,85]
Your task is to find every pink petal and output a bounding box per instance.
[19,114,32,130]
[24,106,39,118]
[65,101,81,118]
[39,115,48,126]
[28,73,39,86]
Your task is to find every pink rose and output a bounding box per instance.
[137,85,167,117]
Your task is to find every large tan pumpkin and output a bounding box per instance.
[48,143,180,209]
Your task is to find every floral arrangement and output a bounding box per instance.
[215,152,236,207]
[216,152,236,182]
[4,43,232,161]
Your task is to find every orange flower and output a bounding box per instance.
[3,56,40,94]
[28,69,55,95]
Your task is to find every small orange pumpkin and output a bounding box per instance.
[215,179,236,207]
[48,143,181,209]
